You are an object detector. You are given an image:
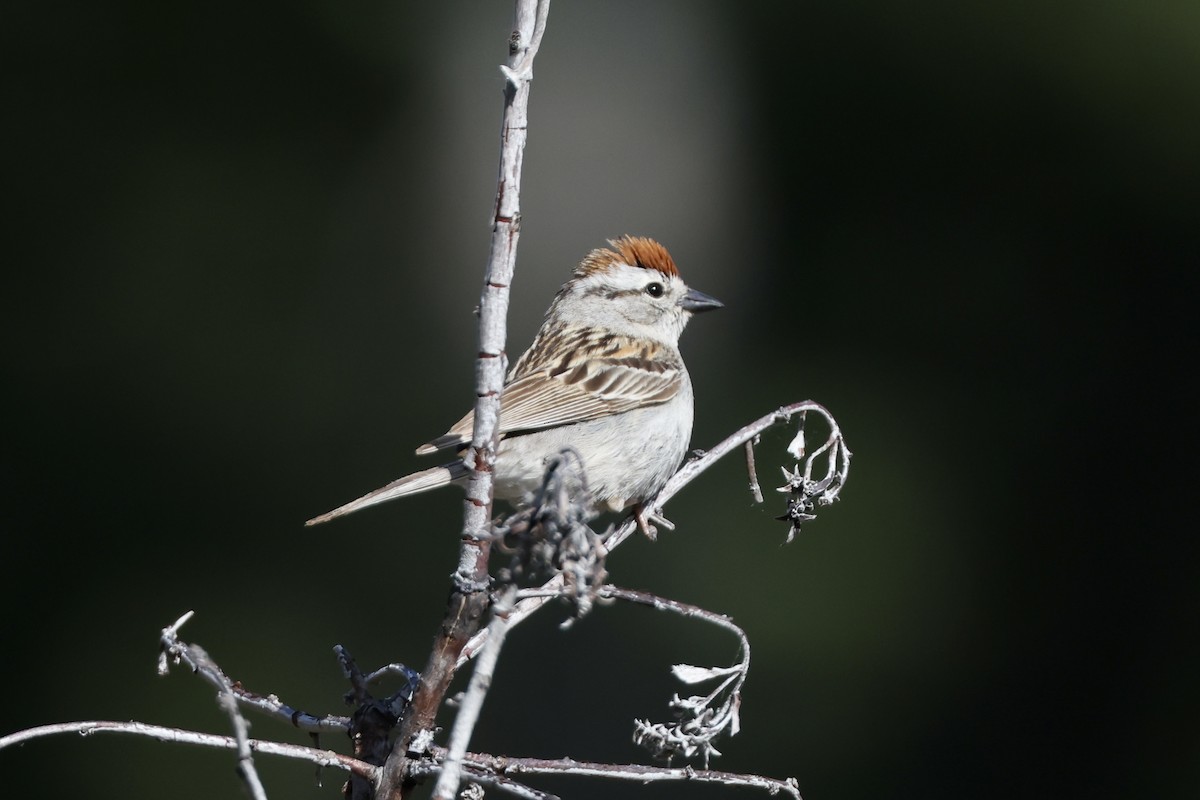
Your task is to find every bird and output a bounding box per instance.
[305,235,723,533]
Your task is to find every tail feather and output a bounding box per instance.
[304,461,467,526]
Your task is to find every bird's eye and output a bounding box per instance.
[645,282,664,298]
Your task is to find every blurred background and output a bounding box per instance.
[3,1,1196,798]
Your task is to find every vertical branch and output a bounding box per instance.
[375,3,548,799]
[458,0,544,569]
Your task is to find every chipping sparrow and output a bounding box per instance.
[306,235,722,532]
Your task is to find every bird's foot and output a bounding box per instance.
[634,504,675,541]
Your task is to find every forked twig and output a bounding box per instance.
[157,611,266,799]
[432,588,520,799]
[158,610,350,735]
[461,400,851,664]
[601,586,750,765]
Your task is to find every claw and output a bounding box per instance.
[634,504,675,540]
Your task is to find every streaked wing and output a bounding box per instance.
[499,355,682,431]
[416,330,683,455]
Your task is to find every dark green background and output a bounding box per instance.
[3,2,1195,798]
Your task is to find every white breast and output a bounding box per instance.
[492,372,694,511]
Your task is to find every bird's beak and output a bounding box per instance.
[680,288,724,313]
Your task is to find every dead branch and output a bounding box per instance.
[745,437,765,503]
[156,611,275,798]
[438,750,803,800]
[432,587,519,798]
[462,399,851,663]
[158,610,352,735]
[377,3,550,799]
[0,720,376,781]
[599,586,750,765]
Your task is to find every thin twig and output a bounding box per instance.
[432,589,519,799]
[649,401,848,530]
[157,612,267,799]
[210,650,268,800]
[601,586,749,764]
[336,646,418,711]
[159,611,350,735]
[230,688,349,735]
[745,437,764,503]
[0,721,377,780]
[432,750,802,800]
[598,586,747,652]
[411,762,560,800]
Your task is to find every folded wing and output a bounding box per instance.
[416,341,682,455]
